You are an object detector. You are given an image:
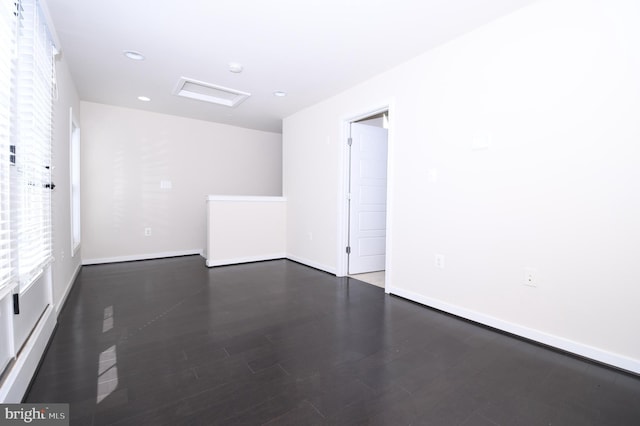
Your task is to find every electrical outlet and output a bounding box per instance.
[524,267,537,287]
[144,227,152,237]
[435,254,445,269]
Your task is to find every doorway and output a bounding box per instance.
[344,110,389,287]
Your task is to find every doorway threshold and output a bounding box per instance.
[348,271,385,288]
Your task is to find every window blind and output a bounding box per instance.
[0,0,18,294]
[13,0,54,288]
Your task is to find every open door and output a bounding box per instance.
[348,121,388,274]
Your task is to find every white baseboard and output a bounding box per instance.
[386,285,640,375]
[206,253,286,268]
[55,262,81,316]
[286,254,336,275]
[82,249,203,265]
[0,306,56,402]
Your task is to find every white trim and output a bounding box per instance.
[82,249,203,266]
[0,282,17,302]
[207,195,286,203]
[382,101,397,293]
[69,107,81,257]
[336,117,351,277]
[387,285,640,375]
[0,305,56,402]
[20,267,46,296]
[286,254,336,275]
[55,262,81,315]
[337,102,394,278]
[206,253,286,268]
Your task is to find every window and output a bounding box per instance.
[70,109,80,255]
[0,0,17,296]
[0,0,55,294]
[13,0,55,289]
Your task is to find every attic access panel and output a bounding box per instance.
[172,77,251,107]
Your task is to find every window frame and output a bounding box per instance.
[69,107,80,256]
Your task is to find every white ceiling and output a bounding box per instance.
[44,0,537,133]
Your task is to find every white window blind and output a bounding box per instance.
[0,0,18,295]
[0,0,54,296]
[13,0,54,288]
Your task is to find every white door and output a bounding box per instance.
[348,122,388,274]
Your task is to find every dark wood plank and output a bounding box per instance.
[25,256,640,425]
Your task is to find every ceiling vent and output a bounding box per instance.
[172,77,250,107]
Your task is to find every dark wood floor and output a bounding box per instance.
[26,256,640,425]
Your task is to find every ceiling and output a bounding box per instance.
[44,0,537,133]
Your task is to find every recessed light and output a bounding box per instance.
[273,91,287,97]
[228,62,243,73]
[137,96,151,102]
[123,50,145,61]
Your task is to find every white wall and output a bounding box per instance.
[206,196,286,267]
[283,0,640,372]
[81,102,282,263]
[51,55,82,310]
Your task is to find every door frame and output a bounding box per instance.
[336,102,395,293]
